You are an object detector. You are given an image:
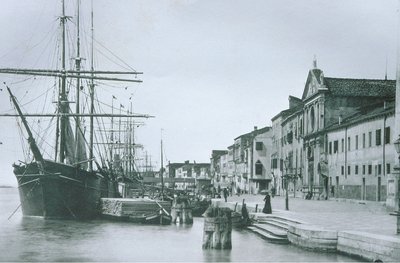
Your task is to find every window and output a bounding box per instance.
[287,131,293,144]
[255,161,263,175]
[387,163,391,174]
[362,133,366,148]
[368,165,372,174]
[310,107,315,132]
[271,158,278,169]
[384,127,391,144]
[355,165,359,175]
[378,164,382,175]
[329,142,332,154]
[341,139,344,152]
[355,135,359,150]
[362,165,365,175]
[348,137,351,151]
[347,166,351,175]
[333,140,338,153]
[376,129,381,146]
[256,142,263,151]
[280,159,283,171]
[341,166,344,175]
[369,132,372,147]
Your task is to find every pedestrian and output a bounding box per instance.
[262,192,272,214]
[236,186,241,196]
[223,188,228,202]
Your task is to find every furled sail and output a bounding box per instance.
[64,116,76,165]
[76,124,88,170]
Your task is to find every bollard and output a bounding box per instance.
[202,206,232,249]
[171,196,193,224]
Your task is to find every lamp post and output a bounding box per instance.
[284,158,289,211]
[392,135,400,234]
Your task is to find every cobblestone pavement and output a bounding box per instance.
[223,193,398,237]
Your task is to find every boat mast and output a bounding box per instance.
[110,96,115,167]
[75,0,82,164]
[89,0,95,171]
[59,0,68,163]
[6,87,45,165]
[160,129,164,200]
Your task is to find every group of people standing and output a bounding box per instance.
[211,184,273,214]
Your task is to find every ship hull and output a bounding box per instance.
[14,160,118,219]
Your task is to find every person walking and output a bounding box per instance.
[262,192,272,214]
[223,188,228,202]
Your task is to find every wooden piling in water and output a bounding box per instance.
[202,206,232,249]
[171,196,193,224]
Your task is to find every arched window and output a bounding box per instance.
[310,106,315,132]
[255,160,263,175]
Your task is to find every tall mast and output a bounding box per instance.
[160,129,164,200]
[59,0,68,163]
[89,0,94,171]
[110,96,115,166]
[129,101,133,177]
[74,0,82,163]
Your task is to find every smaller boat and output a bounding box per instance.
[192,198,211,217]
[145,210,172,225]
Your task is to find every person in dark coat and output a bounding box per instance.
[223,188,228,202]
[262,192,272,214]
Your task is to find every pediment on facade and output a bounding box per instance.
[302,69,327,100]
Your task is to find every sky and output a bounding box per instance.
[0,0,398,186]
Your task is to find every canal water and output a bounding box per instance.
[0,188,359,262]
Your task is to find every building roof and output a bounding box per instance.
[234,126,272,140]
[325,99,395,132]
[324,77,395,97]
[211,150,228,159]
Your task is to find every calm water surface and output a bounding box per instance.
[0,188,359,262]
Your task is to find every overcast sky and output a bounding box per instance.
[0,0,398,186]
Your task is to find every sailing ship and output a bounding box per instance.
[0,0,150,219]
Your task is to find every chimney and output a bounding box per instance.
[254,126,258,131]
[338,116,342,125]
[384,101,387,110]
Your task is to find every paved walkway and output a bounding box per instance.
[223,194,399,237]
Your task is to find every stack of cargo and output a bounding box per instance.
[101,197,172,224]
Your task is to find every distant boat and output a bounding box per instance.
[1,0,149,219]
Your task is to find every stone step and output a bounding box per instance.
[258,217,303,230]
[258,219,291,231]
[253,213,304,225]
[247,226,289,244]
[253,223,287,238]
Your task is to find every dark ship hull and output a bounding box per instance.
[14,160,118,219]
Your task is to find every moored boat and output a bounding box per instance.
[2,0,148,219]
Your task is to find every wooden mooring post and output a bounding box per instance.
[202,206,232,249]
[171,196,193,224]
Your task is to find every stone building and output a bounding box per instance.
[273,60,396,203]
[325,99,395,201]
[211,126,273,194]
[248,127,273,194]
[271,97,304,196]
[210,150,228,185]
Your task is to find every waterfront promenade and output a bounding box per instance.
[218,193,400,261]
[225,193,397,236]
